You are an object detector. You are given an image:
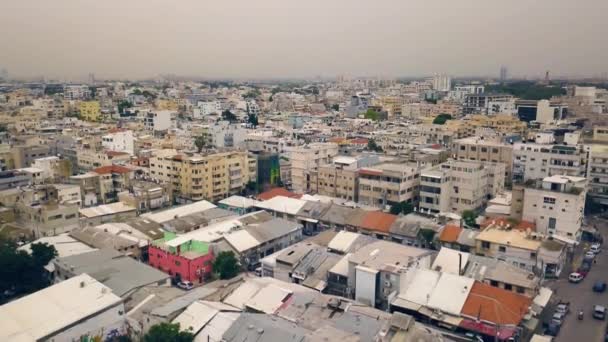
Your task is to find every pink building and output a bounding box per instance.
[148,232,214,283]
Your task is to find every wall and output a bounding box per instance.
[148,245,214,283]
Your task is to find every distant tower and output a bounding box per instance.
[500,66,508,82]
[88,73,96,85]
[545,70,550,83]
[0,68,7,80]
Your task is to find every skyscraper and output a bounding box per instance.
[432,74,451,92]
[500,66,508,82]
[0,68,8,80]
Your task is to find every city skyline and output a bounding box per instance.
[1,0,608,80]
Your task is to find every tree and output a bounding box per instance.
[367,138,383,152]
[433,114,452,125]
[143,322,194,342]
[248,114,259,127]
[117,100,133,115]
[331,104,340,111]
[132,88,143,95]
[0,241,57,302]
[389,202,414,216]
[221,110,238,123]
[213,251,240,280]
[364,109,381,121]
[462,210,478,228]
[194,135,208,153]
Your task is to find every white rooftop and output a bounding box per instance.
[426,273,474,316]
[223,230,260,253]
[431,248,470,275]
[327,231,360,253]
[18,234,97,272]
[0,274,122,341]
[219,195,259,209]
[141,200,216,223]
[398,268,441,308]
[255,196,307,215]
[79,202,136,218]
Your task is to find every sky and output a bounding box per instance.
[1,0,607,80]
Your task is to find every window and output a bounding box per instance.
[490,280,499,287]
[175,260,181,266]
[516,286,525,294]
[504,284,513,291]
[498,246,506,252]
[543,197,556,204]
[482,241,490,249]
[548,217,557,229]
[530,252,537,258]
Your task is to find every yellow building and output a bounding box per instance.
[155,99,179,111]
[149,150,252,202]
[79,101,101,122]
[468,114,527,135]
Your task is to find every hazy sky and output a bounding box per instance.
[1,0,607,80]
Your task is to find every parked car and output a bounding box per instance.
[177,281,194,290]
[585,251,596,260]
[556,302,570,315]
[594,305,607,320]
[569,272,584,283]
[545,321,561,337]
[594,281,607,293]
[591,243,602,254]
[552,312,566,325]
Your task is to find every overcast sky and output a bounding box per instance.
[1,0,607,80]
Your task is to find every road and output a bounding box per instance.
[550,218,608,342]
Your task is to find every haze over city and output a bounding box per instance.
[1,0,608,80]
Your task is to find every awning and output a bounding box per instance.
[551,234,578,246]
[391,297,422,312]
[418,306,463,326]
[532,287,553,315]
[297,217,319,223]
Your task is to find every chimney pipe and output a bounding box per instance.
[458,253,462,276]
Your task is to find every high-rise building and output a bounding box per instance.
[0,68,8,80]
[500,66,508,82]
[432,74,451,92]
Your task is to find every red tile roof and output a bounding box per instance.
[357,211,397,234]
[93,165,134,175]
[329,137,346,144]
[106,150,129,157]
[461,281,532,326]
[349,138,369,145]
[257,188,302,201]
[439,224,462,243]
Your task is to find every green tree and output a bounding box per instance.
[432,114,452,125]
[132,88,143,95]
[364,109,381,121]
[194,135,208,153]
[221,110,238,123]
[213,251,240,280]
[248,114,259,127]
[462,210,478,228]
[367,138,383,152]
[389,202,414,215]
[331,104,340,111]
[117,100,133,115]
[143,322,194,342]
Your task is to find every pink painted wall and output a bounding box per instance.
[148,245,214,283]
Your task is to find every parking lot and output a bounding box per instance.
[547,217,608,342]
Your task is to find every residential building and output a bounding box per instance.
[358,163,419,208]
[79,101,101,121]
[93,165,136,203]
[76,148,131,172]
[0,274,125,342]
[79,202,137,226]
[467,114,527,135]
[149,150,252,202]
[16,200,80,237]
[63,85,91,100]
[520,175,586,239]
[419,160,505,215]
[69,223,150,259]
[285,143,339,193]
[588,144,608,209]
[118,180,172,213]
[513,143,587,182]
[11,144,53,168]
[148,232,215,283]
[431,74,451,91]
[463,93,515,114]
[452,136,514,180]
[144,110,175,131]
[102,129,135,155]
[0,169,35,190]
[32,156,73,182]
[207,121,247,148]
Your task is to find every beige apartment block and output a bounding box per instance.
[358,163,419,208]
[452,136,513,181]
[285,143,339,193]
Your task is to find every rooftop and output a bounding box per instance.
[461,281,532,325]
[141,200,217,223]
[79,202,136,218]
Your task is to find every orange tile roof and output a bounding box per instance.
[106,150,129,157]
[461,282,532,325]
[93,165,134,175]
[349,138,369,145]
[329,137,346,144]
[439,224,462,243]
[257,188,301,201]
[357,211,397,234]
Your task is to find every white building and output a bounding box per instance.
[63,85,91,100]
[521,175,587,239]
[0,274,125,342]
[209,121,247,148]
[195,100,221,118]
[285,143,339,193]
[102,130,135,155]
[431,74,451,92]
[32,156,62,181]
[513,143,587,182]
[144,110,175,131]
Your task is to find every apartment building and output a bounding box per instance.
[309,155,379,202]
[519,175,586,239]
[207,121,247,148]
[588,144,608,209]
[76,148,131,172]
[515,99,568,123]
[63,85,91,100]
[101,129,135,154]
[79,101,101,122]
[463,93,515,114]
[144,110,175,131]
[452,136,513,181]
[149,150,252,202]
[513,143,587,182]
[285,143,339,193]
[358,163,419,208]
[419,160,505,215]
[12,144,53,168]
[467,114,527,135]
